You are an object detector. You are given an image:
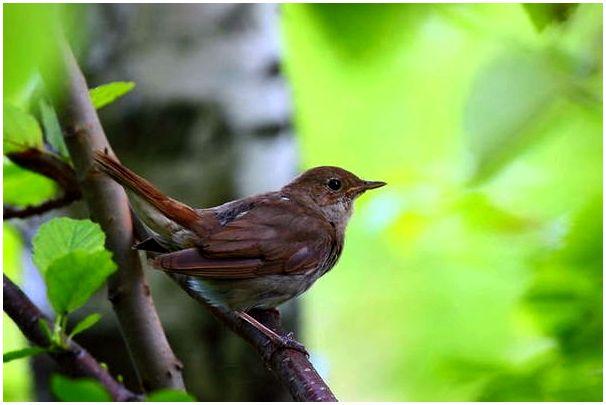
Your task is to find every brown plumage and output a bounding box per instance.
[93,151,385,311]
[95,153,199,227]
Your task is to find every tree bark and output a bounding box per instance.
[41,33,185,392]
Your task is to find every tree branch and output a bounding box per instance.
[169,275,338,401]
[4,196,77,220]
[4,148,81,219]
[3,274,140,401]
[40,33,185,391]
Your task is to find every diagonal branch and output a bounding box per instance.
[3,274,140,401]
[169,275,338,402]
[40,33,185,391]
[4,148,81,219]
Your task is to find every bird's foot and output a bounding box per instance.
[270,331,308,356]
[236,311,309,364]
[262,331,309,365]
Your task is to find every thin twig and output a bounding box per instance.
[4,196,77,219]
[3,274,140,401]
[40,33,185,391]
[170,275,338,402]
[4,148,81,219]
[6,149,79,193]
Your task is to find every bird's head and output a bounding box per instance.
[282,166,386,226]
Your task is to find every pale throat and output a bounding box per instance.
[320,198,353,232]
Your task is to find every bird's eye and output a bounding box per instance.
[327,178,342,191]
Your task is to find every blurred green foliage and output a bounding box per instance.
[3,3,74,215]
[4,159,57,207]
[4,3,86,107]
[3,103,44,154]
[3,225,33,401]
[49,375,196,402]
[3,4,56,106]
[144,389,196,402]
[282,3,601,401]
[51,375,112,402]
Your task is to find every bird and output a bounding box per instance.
[93,151,385,348]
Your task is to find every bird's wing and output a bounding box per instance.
[153,201,336,279]
[153,248,264,278]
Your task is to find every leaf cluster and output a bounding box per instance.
[4,218,117,365]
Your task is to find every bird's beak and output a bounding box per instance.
[349,180,387,194]
[362,180,387,190]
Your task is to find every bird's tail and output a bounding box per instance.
[93,151,199,234]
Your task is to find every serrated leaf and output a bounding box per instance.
[69,313,101,339]
[3,102,44,153]
[51,374,112,402]
[39,99,68,157]
[3,346,48,363]
[145,389,196,402]
[3,159,58,207]
[89,81,135,110]
[45,250,117,314]
[32,218,106,274]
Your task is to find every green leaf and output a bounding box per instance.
[3,158,58,207]
[69,313,101,339]
[3,224,23,281]
[3,347,48,363]
[3,103,44,154]
[45,250,117,314]
[522,4,578,32]
[32,218,106,274]
[51,374,112,402]
[39,99,68,157]
[145,389,196,402]
[89,81,135,110]
[38,319,53,342]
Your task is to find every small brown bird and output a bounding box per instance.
[94,152,385,344]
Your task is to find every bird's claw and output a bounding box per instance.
[280,332,308,356]
[262,332,309,366]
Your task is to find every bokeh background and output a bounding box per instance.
[4,3,602,401]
